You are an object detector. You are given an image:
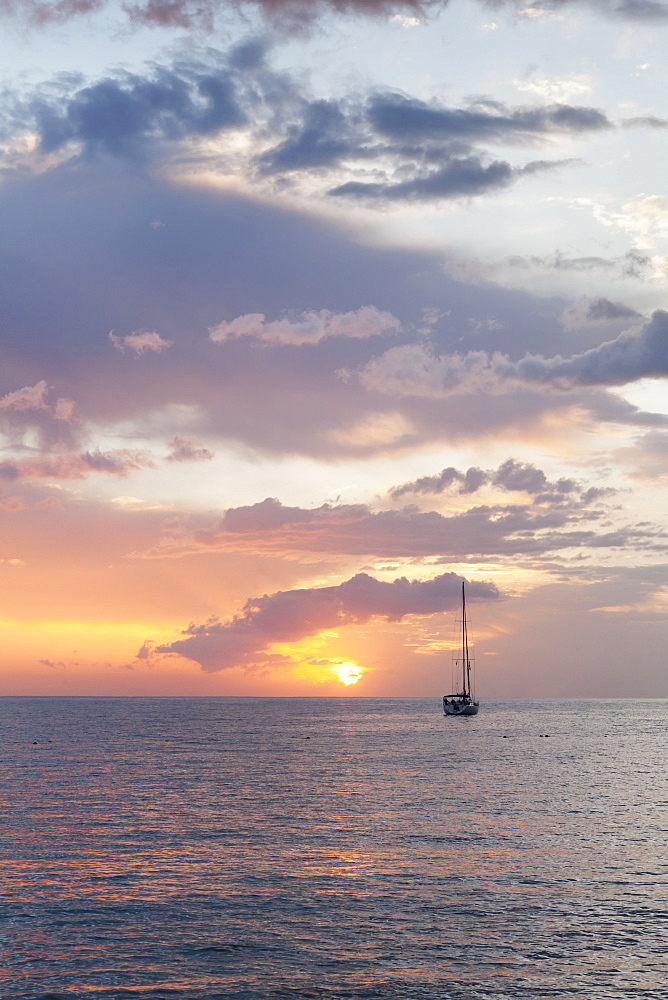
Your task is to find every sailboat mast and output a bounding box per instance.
[461,580,470,698]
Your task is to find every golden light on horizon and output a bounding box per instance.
[333,661,365,686]
[272,635,368,688]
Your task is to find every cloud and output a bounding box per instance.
[125,0,444,32]
[561,297,642,330]
[141,491,662,565]
[492,458,574,494]
[330,156,520,202]
[5,0,668,35]
[260,89,610,203]
[5,157,605,458]
[0,380,52,413]
[513,74,594,103]
[508,309,668,387]
[81,448,152,474]
[5,134,662,463]
[165,435,215,462]
[109,329,174,354]
[390,458,578,498]
[354,343,502,396]
[0,381,77,448]
[0,449,153,481]
[0,1,100,24]
[9,0,668,33]
[504,0,668,20]
[208,306,401,345]
[17,55,249,163]
[365,92,610,141]
[155,569,500,671]
[356,310,668,396]
[1,0,441,30]
[507,248,652,279]
[255,97,361,175]
[6,47,618,210]
[617,428,668,479]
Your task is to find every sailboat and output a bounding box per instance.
[443,580,479,716]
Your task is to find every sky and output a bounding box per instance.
[0,0,667,698]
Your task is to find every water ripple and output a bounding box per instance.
[1,696,667,999]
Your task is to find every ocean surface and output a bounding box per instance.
[1,697,666,1000]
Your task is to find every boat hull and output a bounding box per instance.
[443,698,479,716]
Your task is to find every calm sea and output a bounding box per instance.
[1,697,666,999]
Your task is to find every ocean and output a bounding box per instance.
[1,697,666,999]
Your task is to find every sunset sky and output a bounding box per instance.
[1,0,667,697]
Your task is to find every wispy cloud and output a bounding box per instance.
[208,306,401,345]
[0,449,153,481]
[165,435,215,462]
[109,330,173,355]
[5,0,668,32]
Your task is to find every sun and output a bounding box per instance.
[333,661,365,686]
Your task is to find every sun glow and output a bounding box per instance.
[333,661,365,686]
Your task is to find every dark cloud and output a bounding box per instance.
[25,60,245,160]
[391,465,487,498]
[560,296,643,333]
[584,298,642,322]
[144,492,662,564]
[259,89,610,202]
[509,309,668,387]
[357,311,668,401]
[260,90,610,187]
[391,459,578,499]
[366,92,610,142]
[493,458,574,495]
[155,569,499,671]
[5,44,618,207]
[330,155,518,202]
[256,98,360,174]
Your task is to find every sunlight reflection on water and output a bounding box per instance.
[1,696,666,998]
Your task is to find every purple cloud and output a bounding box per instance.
[156,570,499,671]
[2,0,440,30]
[358,311,668,396]
[6,0,666,32]
[165,435,215,462]
[0,449,153,480]
[0,381,77,449]
[390,458,577,499]
[143,492,664,563]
